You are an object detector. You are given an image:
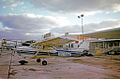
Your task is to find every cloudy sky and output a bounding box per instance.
[0,0,120,40]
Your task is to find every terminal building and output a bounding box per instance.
[83,27,120,54]
[89,39,120,54]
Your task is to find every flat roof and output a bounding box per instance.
[91,39,120,43]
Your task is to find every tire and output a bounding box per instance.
[19,60,28,65]
[20,62,25,65]
[42,60,47,65]
[36,59,41,63]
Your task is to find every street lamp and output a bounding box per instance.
[78,14,84,40]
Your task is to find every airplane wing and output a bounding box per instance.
[35,37,74,47]
[83,27,120,39]
[35,37,75,53]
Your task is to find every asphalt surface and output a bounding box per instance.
[0,50,116,79]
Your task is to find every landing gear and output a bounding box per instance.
[42,60,47,65]
[36,59,48,65]
[36,59,41,63]
[19,60,28,65]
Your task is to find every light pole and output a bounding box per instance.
[78,14,84,41]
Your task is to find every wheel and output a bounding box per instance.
[36,59,41,63]
[20,62,25,65]
[19,60,28,65]
[42,60,47,65]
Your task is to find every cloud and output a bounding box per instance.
[0,30,30,40]
[85,20,120,31]
[1,0,24,8]
[0,14,57,30]
[0,14,70,40]
[30,0,120,13]
[51,25,80,33]
[50,20,120,34]
[10,2,24,7]
[0,14,119,40]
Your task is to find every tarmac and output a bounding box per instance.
[0,50,119,79]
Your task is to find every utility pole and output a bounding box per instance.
[78,14,84,41]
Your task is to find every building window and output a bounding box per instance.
[114,42,119,46]
[109,42,113,47]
